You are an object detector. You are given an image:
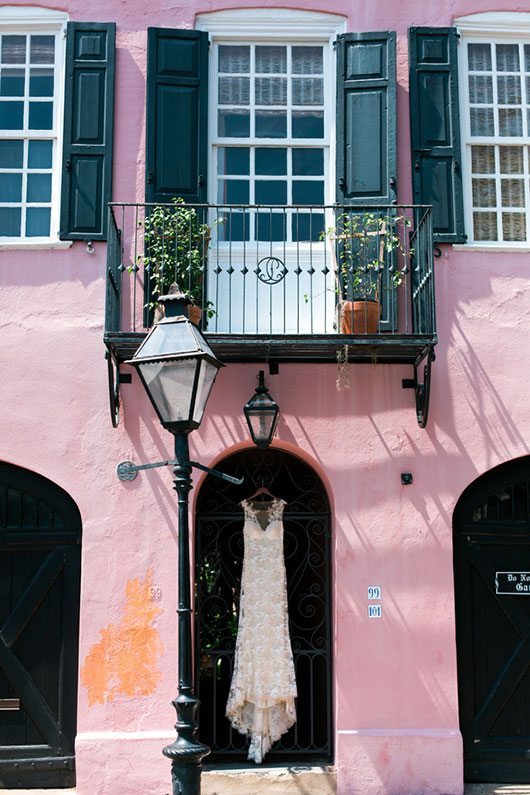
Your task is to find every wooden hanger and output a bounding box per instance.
[246,478,275,502]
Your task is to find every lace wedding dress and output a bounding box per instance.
[226,497,297,763]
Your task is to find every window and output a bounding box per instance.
[0,9,66,242]
[458,13,530,246]
[213,42,327,242]
[199,10,345,245]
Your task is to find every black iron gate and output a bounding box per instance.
[195,448,332,762]
[454,457,530,782]
[0,463,81,788]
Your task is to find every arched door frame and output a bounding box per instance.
[194,445,333,762]
[0,462,82,788]
[454,455,530,783]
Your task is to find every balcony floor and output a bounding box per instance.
[104,332,437,366]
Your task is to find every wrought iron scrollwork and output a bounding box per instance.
[106,350,120,428]
[402,346,435,428]
[195,448,332,760]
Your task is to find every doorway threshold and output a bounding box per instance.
[202,763,336,795]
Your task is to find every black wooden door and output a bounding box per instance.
[195,448,332,762]
[454,457,530,782]
[0,464,81,788]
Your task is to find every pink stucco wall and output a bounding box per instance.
[1,1,530,794]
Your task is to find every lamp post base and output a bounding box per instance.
[163,741,210,795]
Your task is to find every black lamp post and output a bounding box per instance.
[127,289,222,795]
[244,370,280,449]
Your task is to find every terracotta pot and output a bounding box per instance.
[340,300,380,334]
[187,304,202,326]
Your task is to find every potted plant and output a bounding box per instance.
[324,210,407,334]
[136,198,215,326]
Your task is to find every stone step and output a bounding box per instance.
[202,764,336,795]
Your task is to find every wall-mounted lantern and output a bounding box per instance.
[244,370,280,449]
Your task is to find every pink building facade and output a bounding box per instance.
[1,1,530,794]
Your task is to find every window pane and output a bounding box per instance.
[27,173,51,202]
[292,47,322,75]
[255,110,286,138]
[26,206,50,236]
[496,44,520,72]
[292,111,324,138]
[1,69,25,97]
[500,146,523,173]
[468,75,493,104]
[30,69,54,97]
[218,110,250,137]
[292,148,323,175]
[502,212,525,241]
[28,140,53,168]
[217,210,249,242]
[255,46,286,74]
[219,46,249,74]
[293,180,324,205]
[0,172,22,201]
[0,139,23,168]
[255,180,287,204]
[0,206,21,235]
[257,212,286,241]
[1,36,26,65]
[501,178,524,207]
[255,77,287,106]
[255,148,287,175]
[470,107,494,136]
[30,36,54,64]
[497,75,521,105]
[217,147,249,175]
[468,43,492,71]
[0,101,24,129]
[473,212,497,240]
[499,108,522,136]
[471,145,495,174]
[217,179,249,204]
[292,212,324,242]
[292,77,323,106]
[219,76,249,106]
[472,178,496,207]
[28,101,53,130]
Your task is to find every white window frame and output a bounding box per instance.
[456,12,530,250]
[0,6,68,249]
[196,9,346,228]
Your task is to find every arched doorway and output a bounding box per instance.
[454,456,530,783]
[0,463,82,788]
[195,447,332,762]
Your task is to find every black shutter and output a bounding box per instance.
[336,31,397,207]
[60,23,115,241]
[146,28,208,204]
[336,32,397,330]
[409,27,465,243]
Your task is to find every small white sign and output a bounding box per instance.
[368,604,382,619]
[367,585,382,600]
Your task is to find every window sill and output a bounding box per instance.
[0,240,73,251]
[452,244,530,253]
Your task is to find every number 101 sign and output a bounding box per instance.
[367,585,382,618]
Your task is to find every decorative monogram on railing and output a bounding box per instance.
[256,256,287,285]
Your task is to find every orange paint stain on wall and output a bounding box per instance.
[81,569,163,706]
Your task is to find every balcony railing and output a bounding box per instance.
[105,202,436,365]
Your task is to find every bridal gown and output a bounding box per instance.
[226,497,297,763]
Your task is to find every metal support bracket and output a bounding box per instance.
[402,346,435,429]
[106,351,132,429]
[117,458,244,486]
